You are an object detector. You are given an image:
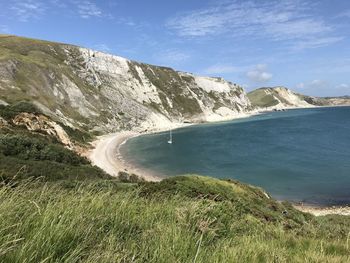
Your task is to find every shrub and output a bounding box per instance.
[118,171,144,183]
[0,101,40,120]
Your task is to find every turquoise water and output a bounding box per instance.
[121,107,350,205]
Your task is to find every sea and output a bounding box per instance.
[121,106,350,206]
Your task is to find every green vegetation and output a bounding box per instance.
[60,123,94,145]
[0,101,94,145]
[0,35,100,126]
[0,134,88,165]
[0,101,40,120]
[247,88,280,108]
[137,62,203,116]
[0,104,108,182]
[0,133,109,182]
[1,175,350,262]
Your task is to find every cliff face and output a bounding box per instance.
[0,35,251,133]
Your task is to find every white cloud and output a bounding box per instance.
[310,79,329,89]
[49,0,67,8]
[203,64,242,74]
[292,36,343,51]
[337,10,350,19]
[11,0,46,22]
[154,49,190,64]
[76,0,103,19]
[167,0,342,50]
[94,44,111,53]
[246,64,272,83]
[296,82,305,89]
[295,79,330,94]
[295,80,350,96]
[337,84,349,89]
[0,25,10,33]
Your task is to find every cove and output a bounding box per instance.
[121,107,350,206]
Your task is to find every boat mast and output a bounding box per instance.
[168,129,172,144]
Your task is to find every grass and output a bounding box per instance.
[0,175,350,262]
[247,88,280,108]
[0,101,40,120]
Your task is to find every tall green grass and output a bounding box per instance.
[1,176,350,262]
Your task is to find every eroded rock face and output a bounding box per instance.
[12,113,73,149]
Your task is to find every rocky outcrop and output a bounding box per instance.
[12,113,73,149]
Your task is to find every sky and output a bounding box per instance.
[0,0,350,96]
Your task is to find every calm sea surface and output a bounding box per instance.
[121,107,350,205]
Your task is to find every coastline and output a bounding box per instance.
[88,106,350,216]
[88,111,257,182]
[89,131,162,182]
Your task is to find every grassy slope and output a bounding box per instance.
[247,88,280,108]
[1,176,350,262]
[0,35,103,127]
[0,103,108,182]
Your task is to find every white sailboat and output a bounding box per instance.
[167,129,173,144]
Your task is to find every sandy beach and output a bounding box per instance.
[293,205,350,216]
[89,131,163,181]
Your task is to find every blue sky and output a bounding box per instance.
[0,0,350,96]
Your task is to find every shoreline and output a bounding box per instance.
[89,131,162,182]
[293,204,350,216]
[88,106,350,216]
[88,111,258,182]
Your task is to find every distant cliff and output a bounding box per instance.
[0,35,251,133]
[248,87,350,110]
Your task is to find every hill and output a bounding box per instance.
[248,87,350,109]
[0,34,251,133]
[2,175,350,262]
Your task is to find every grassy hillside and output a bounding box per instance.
[0,102,108,182]
[0,35,251,132]
[247,88,280,108]
[248,87,350,109]
[1,175,350,262]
